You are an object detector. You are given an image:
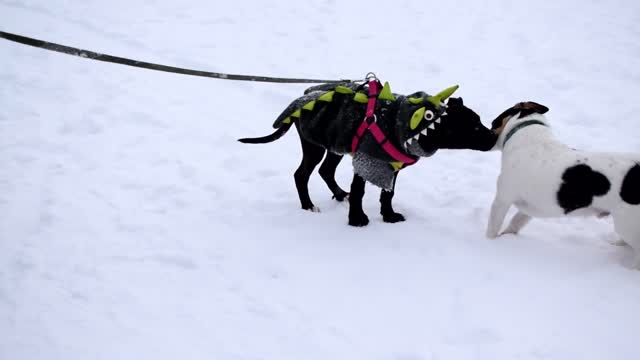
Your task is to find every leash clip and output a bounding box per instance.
[365,72,377,82]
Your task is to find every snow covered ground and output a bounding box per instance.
[1,0,640,359]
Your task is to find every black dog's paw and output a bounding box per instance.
[332,191,349,202]
[302,204,320,213]
[348,212,369,227]
[382,212,405,223]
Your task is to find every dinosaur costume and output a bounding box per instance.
[272,81,458,189]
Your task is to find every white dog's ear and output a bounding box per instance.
[491,101,549,132]
[515,101,549,116]
[488,114,512,146]
[491,111,513,130]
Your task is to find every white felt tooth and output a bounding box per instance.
[407,138,413,145]
[420,129,427,136]
[413,134,420,140]
[436,118,441,123]
[441,111,447,116]
[428,123,435,130]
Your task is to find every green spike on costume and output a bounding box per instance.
[291,109,301,118]
[427,96,440,107]
[427,85,459,107]
[390,161,404,172]
[282,117,291,124]
[353,92,368,103]
[408,97,423,105]
[378,82,396,101]
[410,107,426,130]
[335,86,353,94]
[318,91,335,102]
[303,100,316,111]
[436,84,459,100]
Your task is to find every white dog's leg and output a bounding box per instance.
[612,208,640,269]
[500,211,532,236]
[486,197,511,239]
[625,238,640,269]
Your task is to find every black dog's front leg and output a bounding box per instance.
[380,173,405,223]
[348,174,369,226]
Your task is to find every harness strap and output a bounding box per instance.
[351,120,370,154]
[350,77,418,167]
[368,123,418,165]
[365,79,380,118]
[351,78,380,153]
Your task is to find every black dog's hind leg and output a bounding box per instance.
[348,174,369,226]
[294,137,326,211]
[380,173,405,223]
[318,152,348,202]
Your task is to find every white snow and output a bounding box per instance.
[2,1,640,359]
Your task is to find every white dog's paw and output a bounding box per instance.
[486,229,500,239]
[500,228,519,236]
[310,206,321,213]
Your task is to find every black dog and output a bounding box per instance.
[239,81,497,226]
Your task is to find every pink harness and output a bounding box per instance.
[350,78,418,167]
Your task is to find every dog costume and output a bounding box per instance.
[270,81,457,189]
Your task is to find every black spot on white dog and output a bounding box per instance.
[557,164,611,214]
[620,164,640,205]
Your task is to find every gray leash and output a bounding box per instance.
[0,30,351,84]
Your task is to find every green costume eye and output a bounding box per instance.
[410,107,426,130]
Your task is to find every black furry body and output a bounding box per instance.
[277,83,434,159]
[273,82,437,190]
[240,82,497,226]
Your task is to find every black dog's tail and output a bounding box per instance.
[238,122,293,144]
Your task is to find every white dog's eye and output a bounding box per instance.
[424,110,435,121]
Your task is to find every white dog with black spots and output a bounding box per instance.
[487,102,640,268]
